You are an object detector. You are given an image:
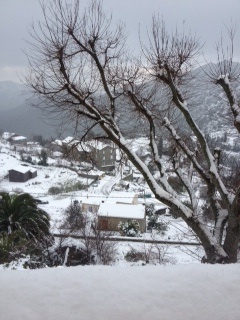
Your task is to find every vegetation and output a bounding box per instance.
[0,192,50,240]
[62,200,83,229]
[0,192,52,267]
[146,204,168,233]
[26,0,240,263]
[48,180,84,195]
[38,149,48,166]
[53,205,117,266]
[125,244,174,265]
[118,220,140,237]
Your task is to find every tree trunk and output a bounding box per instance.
[223,218,240,263]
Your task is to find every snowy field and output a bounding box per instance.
[1,264,240,320]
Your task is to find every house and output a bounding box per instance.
[1,132,15,141]
[81,198,104,213]
[81,192,138,213]
[89,141,116,171]
[109,192,138,205]
[98,203,146,233]
[52,137,91,162]
[10,135,27,145]
[80,192,144,232]
[9,166,37,182]
[51,139,63,152]
[51,137,116,171]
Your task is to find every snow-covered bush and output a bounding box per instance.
[58,211,117,266]
[125,244,175,265]
[61,200,83,229]
[118,220,140,237]
[146,204,168,233]
[45,238,93,267]
[125,247,146,262]
[48,180,84,195]
[48,186,62,195]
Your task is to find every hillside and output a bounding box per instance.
[0,81,28,111]
[0,62,240,140]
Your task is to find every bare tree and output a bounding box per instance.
[26,0,240,263]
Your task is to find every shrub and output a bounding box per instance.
[125,247,146,262]
[0,230,53,268]
[48,186,62,195]
[118,220,140,237]
[125,244,175,265]
[146,204,168,232]
[168,175,185,193]
[48,180,84,195]
[62,200,83,229]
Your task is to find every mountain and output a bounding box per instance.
[0,100,61,139]
[0,62,239,140]
[187,62,240,133]
[0,81,29,112]
[0,81,74,139]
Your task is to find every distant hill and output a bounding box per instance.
[0,100,62,139]
[0,81,72,139]
[0,62,239,140]
[0,81,28,112]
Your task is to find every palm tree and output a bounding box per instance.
[0,192,51,242]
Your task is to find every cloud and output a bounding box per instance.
[0,66,27,83]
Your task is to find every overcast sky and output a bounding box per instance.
[0,0,239,83]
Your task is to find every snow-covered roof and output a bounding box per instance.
[27,141,39,145]
[86,140,115,151]
[62,136,77,144]
[52,151,63,157]
[52,139,62,146]
[108,192,137,204]
[9,166,31,174]
[2,132,15,139]
[98,203,145,219]
[11,136,27,141]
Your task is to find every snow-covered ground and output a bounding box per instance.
[1,264,240,320]
[1,140,240,319]
[0,142,204,264]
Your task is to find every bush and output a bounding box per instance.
[146,204,168,232]
[58,211,117,266]
[124,244,175,265]
[48,180,84,195]
[45,238,93,267]
[62,200,83,229]
[125,247,146,262]
[48,186,62,195]
[118,220,140,237]
[0,230,53,268]
[168,175,185,193]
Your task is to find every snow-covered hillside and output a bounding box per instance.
[0,140,204,265]
[1,134,240,320]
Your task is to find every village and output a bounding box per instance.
[0,130,202,267]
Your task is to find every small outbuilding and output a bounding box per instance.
[9,166,37,183]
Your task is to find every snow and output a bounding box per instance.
[0,264,240,320]
[11,135,27,141]
[8,165,33,174]
[108,191,137,204]
[1,139,240,319]
[98,203,145,219]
